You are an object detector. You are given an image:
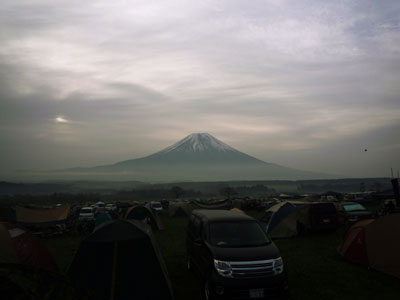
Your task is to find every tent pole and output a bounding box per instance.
[110,241,118,300]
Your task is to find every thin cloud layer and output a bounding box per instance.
[0,0,399,177]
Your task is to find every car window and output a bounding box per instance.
[209,221,270,247]
[343,204,366,212]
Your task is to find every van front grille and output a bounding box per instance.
[230,260,275,278]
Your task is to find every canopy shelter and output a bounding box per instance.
[0,222,58,271]
[194,199,231,210]
[15,205,70,226]
[338,214,400,279]
[260,201,311,238]
[68,220,174,300]
[125,205,164,230]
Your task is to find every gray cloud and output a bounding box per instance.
[0,0,399,177]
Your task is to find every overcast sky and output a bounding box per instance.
[1,0,399,178]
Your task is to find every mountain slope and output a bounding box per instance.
[115,133,265,166]
[65,133,336,181]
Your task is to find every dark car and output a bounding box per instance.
[187,209,289,300]
[335,202,374,224]
[308,202,340,231]
[160,199,170,209]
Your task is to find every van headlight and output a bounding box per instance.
[273,257,284,275]
[214,259,233,277]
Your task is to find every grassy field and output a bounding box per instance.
[45,213,400,300]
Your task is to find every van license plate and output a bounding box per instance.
[323,219,330,223]
[249,288,264,298]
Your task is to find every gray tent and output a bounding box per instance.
[168,203,200,217]
[260,201,311,238]
[169,205,189,217]
[125,205,164,230]
[68,220,174,300]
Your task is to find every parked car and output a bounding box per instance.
[150,201,163,212]
[344,192,373,203]
[160,199,170,209]
[105,203,117,211]
[79,207,95,221]
[187,209,289,300]
[308,202,340,231]
[335,202,374,224]
[94,207,108,216]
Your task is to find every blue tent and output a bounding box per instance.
[95,213,112,226]
[260,201,310,238]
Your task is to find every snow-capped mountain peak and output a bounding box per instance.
[67,132,335,181]
[155,133,239,154]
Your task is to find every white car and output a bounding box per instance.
[105,203,117,211]
[150,201,163,212]
[79,207,95,221]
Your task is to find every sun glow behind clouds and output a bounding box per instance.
[0,0,399,177]
[55,116,69,123]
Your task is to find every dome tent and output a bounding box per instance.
[0,222,58,271]
[168,203,198,217]
[95,212,112,226]
[125,205,164,230]
[68,219,173,300]
[168,205,189,217]
[0,223,85,300]
[260,201,311,238]
[338,214,400,278]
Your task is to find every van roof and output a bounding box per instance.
[191,209,255,222]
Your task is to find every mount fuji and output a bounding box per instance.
[115,133,265,166]
[66,133,335,181]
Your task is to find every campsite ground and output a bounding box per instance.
[45,212,400,300]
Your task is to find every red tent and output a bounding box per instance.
[338,219,373,266]
[0,222,58,272]
[338,215,400,278]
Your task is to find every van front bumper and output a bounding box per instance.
[209,271,289,299]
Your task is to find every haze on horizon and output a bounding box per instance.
[0,0,399,179]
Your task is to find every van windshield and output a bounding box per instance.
[209,221,270,247]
